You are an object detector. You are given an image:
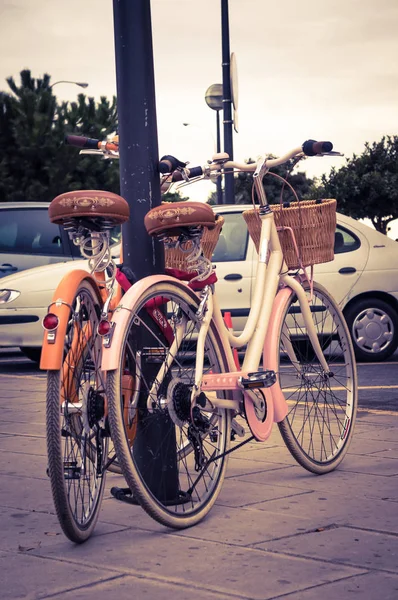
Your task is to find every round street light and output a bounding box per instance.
[50,80,89,89]
[204,84,223,111]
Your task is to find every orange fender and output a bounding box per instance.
[40,270,102,371]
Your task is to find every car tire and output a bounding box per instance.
[20,347,42,363]
[344,298,398,362]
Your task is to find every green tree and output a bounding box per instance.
[207,158,314,205]
[0,69,119,203]
[161,190,190,203]
[319,136,398,234]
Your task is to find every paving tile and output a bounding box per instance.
[278,571,398,600]
[216,476,313,508]
[243,490,398,534]
[0,550,118,600]
[34,528,363,600]
[338,453,398,476]
[171,504,317,546]
[55,575,234,600]
[354,427,398,443]
[0,452,48,479]
[0,473,55,513]
[239,466,398,500]
[0,505,128,553]
[348,438,398,456]
[0,422,45,437]
[225,457,293,479]
[0,436,47,456]
[257,526,398,573]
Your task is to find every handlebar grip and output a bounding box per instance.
[302,139,333,156]
[65,135,100,150]
[159,155,187,174]
[170,166,204,181]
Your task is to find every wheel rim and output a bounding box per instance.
[114,286,229,520]
[58,287,107,527]
[351,307,394,355]
[279,286,356,464]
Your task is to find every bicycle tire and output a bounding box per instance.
[46,279,108,543]
[107,280,231,529]
[276,281,357,473]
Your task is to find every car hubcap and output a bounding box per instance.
[352,307,394,354]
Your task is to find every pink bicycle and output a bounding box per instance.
[103,140,358,529]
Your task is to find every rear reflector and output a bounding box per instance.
[42,313,59,331]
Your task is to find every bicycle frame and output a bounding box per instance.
[101,209,330,430]
[101,143,337,439]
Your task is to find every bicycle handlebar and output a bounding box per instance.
[164,139,334,183]
[65,135,333,181]
[65,135,119,153]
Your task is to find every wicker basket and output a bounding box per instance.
[164,215,225,272]
[243,199,337,269]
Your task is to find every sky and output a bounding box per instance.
[1,0,398,230]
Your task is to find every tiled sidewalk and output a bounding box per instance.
[1,372,398,599]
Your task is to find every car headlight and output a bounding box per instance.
[0,289,21,304]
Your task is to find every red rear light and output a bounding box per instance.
[42,313,59,331]
[98,319,111,336]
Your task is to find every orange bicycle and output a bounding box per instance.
[40,135,137,542]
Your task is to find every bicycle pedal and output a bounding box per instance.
[240,370,276,390]
[63,461,81,480]
[231,418,245,438]
[110,486,139,505]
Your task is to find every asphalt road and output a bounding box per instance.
[0,347,397,412]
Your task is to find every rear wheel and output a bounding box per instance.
[46,280,108,543]
[107,280,231,529]
[276,281,357,474]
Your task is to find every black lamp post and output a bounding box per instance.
[205,83,224,204]
[221,0,234,204]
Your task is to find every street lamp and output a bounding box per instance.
[204,83,223,204]
[50,80,89,89]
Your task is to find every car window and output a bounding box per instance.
[212,212,248,262]
[334,225,361,254]
[0,208,64,256]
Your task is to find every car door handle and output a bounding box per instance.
[0,264,18,272]
[339,267,356,274]
[224,274,243,281]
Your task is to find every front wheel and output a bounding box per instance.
[275,281,357,474]
[107,280,231,529]
[46,280,108,543]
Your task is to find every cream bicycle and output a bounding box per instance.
[103,140,358,529]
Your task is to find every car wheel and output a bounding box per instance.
[20,347,42,363]
[344,298,398,362]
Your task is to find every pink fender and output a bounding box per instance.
[263,286,292,422]
[102,274,192,371]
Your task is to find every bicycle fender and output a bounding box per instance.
[263,286,291,422]
[102,274,193,372]
[40,270,101,371]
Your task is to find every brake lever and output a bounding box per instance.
[79,149,119,159]
[317,151,344,157]
[174,175,204,189]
